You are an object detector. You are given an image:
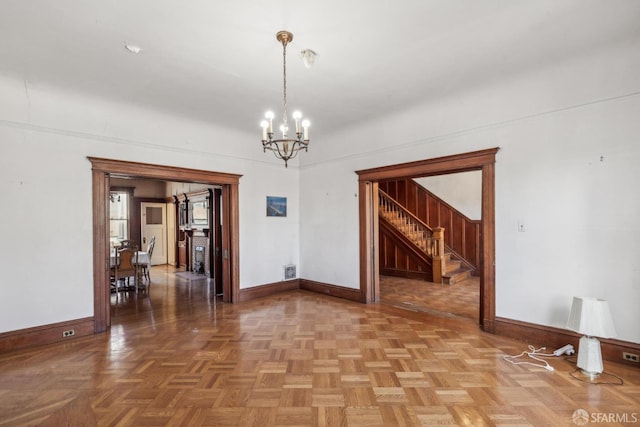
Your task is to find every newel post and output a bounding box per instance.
[432,227,445,283]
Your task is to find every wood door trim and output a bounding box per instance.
[89,157,242,184]
[356,148,499,332]
[89,157,242,332]
[356,148,498,181]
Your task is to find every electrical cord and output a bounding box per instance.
[503,345,557,371]
[562,356,624,385]
[568,369,624,385]
[504,344,625,385]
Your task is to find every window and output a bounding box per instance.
[109,191,129,246]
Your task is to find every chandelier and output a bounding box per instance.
[260,31,310,167]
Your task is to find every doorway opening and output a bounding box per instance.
[378,171,482,321]
[89,157,242,333]
[356,148,499,332]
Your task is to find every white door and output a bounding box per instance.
[141,202,167,265]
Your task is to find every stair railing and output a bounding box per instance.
[379,190,445,281]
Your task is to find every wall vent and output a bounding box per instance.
[283,264,296,280]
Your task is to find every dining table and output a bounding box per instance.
[110,249,150,269]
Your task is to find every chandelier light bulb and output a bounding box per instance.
[260,120,269,141]
[301,119,310,141]
[264,111,274,132]
[292,111,302,133]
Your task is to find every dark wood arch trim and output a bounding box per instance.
[89,157,242,333]
[356,148,499,332]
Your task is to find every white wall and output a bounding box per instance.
[299,40,640,343]
[1,32,638,347]
[0,75,300,333]
[414,172,482,220]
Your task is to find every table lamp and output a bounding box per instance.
[566,296,617,379]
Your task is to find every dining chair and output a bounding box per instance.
[138,236,156,292]
[110,248,138,298]
[141,236,156,282]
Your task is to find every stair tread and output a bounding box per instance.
[443,268,470,277]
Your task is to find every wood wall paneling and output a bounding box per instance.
[451,213,464,253]
[427,196,439,227]
[465,222,481,269]
[381,177,480,273]
[397,180,406,205]
[379,220,432,281]
[417,193,427,221]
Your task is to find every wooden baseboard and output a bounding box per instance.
[495,317,640,368]
[300,279,362,302]
[0,317,94,353]
[236,279,301,302]
[236,278,363,304]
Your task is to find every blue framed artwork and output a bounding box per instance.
[266,196,287,217]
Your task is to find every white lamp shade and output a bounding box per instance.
[566,297,617,338]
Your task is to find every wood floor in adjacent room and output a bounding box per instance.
[1,267,639,426]
[379,275,479,322]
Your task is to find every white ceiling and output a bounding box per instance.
[1,1,639,136]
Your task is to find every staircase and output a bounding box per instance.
[379,190,472,285]
[439,253,471,285]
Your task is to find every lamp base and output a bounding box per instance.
[579,369,601,380]
[577,335,603,376]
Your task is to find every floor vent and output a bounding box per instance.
[283,264,296,280]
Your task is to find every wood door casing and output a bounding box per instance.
[89,157,242,332]
[356,148,499,332]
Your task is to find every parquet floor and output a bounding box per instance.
[379,275,479,322]
[1,267,639,426]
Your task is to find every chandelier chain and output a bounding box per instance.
[282,38,288,129]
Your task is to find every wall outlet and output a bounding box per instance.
[623,352,639,362]
[62,329,75,337]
